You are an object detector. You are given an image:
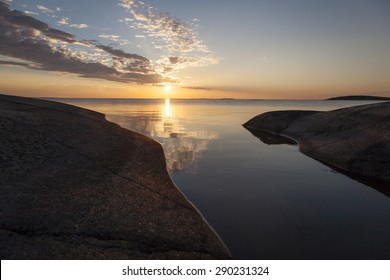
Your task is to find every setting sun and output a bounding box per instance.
[164,85,173,92]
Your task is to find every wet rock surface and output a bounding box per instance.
[244,102,390,183]
[0,94,230,259]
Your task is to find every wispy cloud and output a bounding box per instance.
[69,23,88,29]
[0,59,38,68]
[36,5,54,15]
[57,17,69,26]
[0,1,164,84]
[24,10,38,16]
[57,17,88,29]
[99,33,131,45]
[182,86,212,91]
[119,0,219,81]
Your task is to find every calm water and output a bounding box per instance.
[53,98,390,259]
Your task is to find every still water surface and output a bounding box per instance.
[55,98,390,259]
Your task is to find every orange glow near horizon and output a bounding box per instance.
[1,67,390,100]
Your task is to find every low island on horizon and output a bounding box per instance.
[327,95,390,101]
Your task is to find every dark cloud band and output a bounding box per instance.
[0,0,164,85]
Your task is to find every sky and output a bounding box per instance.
[0,0,389,99]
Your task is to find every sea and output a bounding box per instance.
[50,98,390,259]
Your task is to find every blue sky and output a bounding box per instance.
[1,0,390,98]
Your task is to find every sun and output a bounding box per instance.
[164,84,173,92]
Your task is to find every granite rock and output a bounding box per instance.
[244,102,390,183]
[0,94,231,259]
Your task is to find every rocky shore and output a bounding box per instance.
[0,94,230,259]
[244,102,390,184]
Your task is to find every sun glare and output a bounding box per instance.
[164,84,173,92]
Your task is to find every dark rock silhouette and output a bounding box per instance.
[327,95,390,100]
[0,94,230,259]
[244,102,390,188]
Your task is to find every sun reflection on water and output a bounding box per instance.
[164,98,172,118]
[107,99,219,174]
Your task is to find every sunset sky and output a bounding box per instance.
[1,0,389,99]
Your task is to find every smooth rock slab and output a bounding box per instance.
[0,94,230,259]
[244,102,390,184]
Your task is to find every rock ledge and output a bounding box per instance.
[0,94,230,259]
[244,102,390,183]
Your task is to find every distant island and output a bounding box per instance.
[327,95,390,100]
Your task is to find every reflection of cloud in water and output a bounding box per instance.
[107,99,218,173]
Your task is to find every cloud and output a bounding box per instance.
[119,0,219,80]
[0,59,38,68]
[24,10,38,15]
[95,44,148,62]
[118,0,135,9]
[4,9,49,30]
[69,23,88,29]
[58,16,88,29]
[0,1,164,84]
[36,5,54,15]
[169,57,179,64]
[44,28,78,43]
[99,33,132,45]
[57,17,69,26]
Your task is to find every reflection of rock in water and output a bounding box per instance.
[108,115,218,174]
[246,128,297,145]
